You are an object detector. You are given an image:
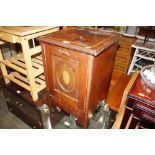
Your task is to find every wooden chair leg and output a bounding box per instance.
[0,44,10,84]
[20,38,38,101]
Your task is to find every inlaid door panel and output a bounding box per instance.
[43,43,89,113]
[45,49,81,112]
[53,55,79,100]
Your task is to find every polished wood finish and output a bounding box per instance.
[120,75,155,129]
[107,72,131,112]
[129,76,155,104]
[108,71,123,91]
[38,28,121,56]
[38,28,121,127]
[139,113,155,129]
[113,36,137,73]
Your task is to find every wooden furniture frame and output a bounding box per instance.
[107,71,131,112]
[0,26,58,102]
[38,28,121,127]
[112,71,139,129]
[120,74,155,129]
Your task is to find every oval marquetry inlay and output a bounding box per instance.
[63,70,70,85]
[56,61,76,93]
[54,55,79,99]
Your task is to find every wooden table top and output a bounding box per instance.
[0,26,58,37]
[129,75,155,105]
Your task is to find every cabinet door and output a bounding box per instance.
[43,44,88,113]
[53,55,79,100]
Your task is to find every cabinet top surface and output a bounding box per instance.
[0,26,58,36]
[129,75,155,105]
[38,28,121,56]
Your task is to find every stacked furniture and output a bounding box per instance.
[0,26,58,102]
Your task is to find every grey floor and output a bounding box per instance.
[0,89,31,129]
[0,87,116,129]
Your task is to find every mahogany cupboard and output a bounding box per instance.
[38,28,121,127]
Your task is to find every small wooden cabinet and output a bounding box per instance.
[38,28,121,127]
[113,36,137,73]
